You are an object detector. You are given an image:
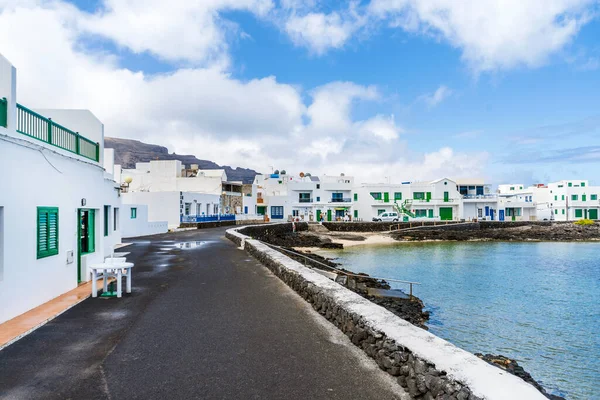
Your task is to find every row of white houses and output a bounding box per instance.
[250,174,600,223]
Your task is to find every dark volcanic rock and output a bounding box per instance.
[475,354,565,400]
[390,222,600,242]
[105,137,259,183]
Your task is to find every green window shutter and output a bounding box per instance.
[428,209,433,218]
[427,192,432,201]
[131,208,137,219]
[562,209,565,215]
[353,210,358,218]
[562,195,565,200]
[592,195,598,200]
[443,192,448,202]
[554,195,557,201]
[582,195,587,202]
[575,209,583,218]
[581,182,585,187]
[37,207,59,259]
[353,193,358,201]
[572,195,578,201]
[394,192,402,200]
[555,209,558,215]
[383,192,390,203]
[88,210,95,253]
[568,183,572,187]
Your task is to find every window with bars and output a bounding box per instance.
[37,207,59,259]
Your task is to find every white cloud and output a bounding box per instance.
[80,0,274,65]
[284,12,358,54]
[356,114,401,141]
[0,0,489,183]
[419,85,452,108]
[369,0,596,72]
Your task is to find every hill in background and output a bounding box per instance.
[105,137,259,184]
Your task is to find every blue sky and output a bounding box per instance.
[1,0,599,184]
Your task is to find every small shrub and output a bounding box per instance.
[574,219,595,226]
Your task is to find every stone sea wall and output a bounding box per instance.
[227,225,546,400]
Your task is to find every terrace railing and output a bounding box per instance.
[15,103,99,162]
[0,98,7,128]
[181,214,236,223]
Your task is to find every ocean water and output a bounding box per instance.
[319,242,600,400]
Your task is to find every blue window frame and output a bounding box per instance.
[271,206,284,219]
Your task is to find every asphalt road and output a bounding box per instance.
[0,227,406,400]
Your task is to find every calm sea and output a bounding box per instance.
[319,242,600,400]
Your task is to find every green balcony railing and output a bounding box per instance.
[0,97,7,128]
[15,103,99,162]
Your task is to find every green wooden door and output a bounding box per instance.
[384,192,390,203]
[439,207,453,221]
[443,191,449,202]
[589,209,598,220]
[327,209,332,221]
[426,192,432,202]
[585,209,588,219]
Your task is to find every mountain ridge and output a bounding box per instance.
[105,137,259,183]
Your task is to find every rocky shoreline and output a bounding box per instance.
[390,221,600,242]
[287,249,430,328]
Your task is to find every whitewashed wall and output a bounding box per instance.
[0,137,121,324]
[0,54,122,324]
[121,191,220,229]
[120,204,168,238]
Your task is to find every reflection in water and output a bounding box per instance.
[175,241,206,249]
[319,242,600,399]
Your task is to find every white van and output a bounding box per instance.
[372,212,399,222]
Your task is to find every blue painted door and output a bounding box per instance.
[244,206,248,214]
[485,206,490,217]
[499,210,505,221]
[490,209,495,221]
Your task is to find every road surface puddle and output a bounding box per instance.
[174,241,206,249]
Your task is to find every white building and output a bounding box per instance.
[254,172,354,221]
[353,178,462,221]
[118,160,242,229]
[456,179,499,221]
[542,180,600,221]
[0,54,123,323]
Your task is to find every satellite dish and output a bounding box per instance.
[124,176,133,184]
[299,172,305,178]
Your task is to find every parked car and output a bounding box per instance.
[372,212,399,222]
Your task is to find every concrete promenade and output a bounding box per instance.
[0,227,406,400]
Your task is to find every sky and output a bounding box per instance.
[0,0,599,185]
